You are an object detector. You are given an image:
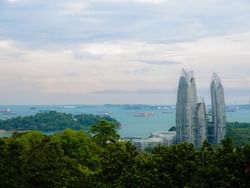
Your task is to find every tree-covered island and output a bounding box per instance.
[0,111,120,132]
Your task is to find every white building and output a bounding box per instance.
[124,131,176,151]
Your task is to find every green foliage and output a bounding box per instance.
[168,126,176,131]
[226,122,250,145]
[95,141,138,188]
[0,119,250,187]
[0,130,100,188]
[151,143,197,187]
[0,111,120,132]
[90,120,120,147]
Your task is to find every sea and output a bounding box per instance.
[0,104,249,138]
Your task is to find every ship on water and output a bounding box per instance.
[134,112,155,117]
[0,109,16,115]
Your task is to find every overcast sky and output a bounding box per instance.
[0,0,250,105]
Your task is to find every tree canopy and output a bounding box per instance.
[0,126,250,187]
[0,116,250,187]
[226,122,250,145]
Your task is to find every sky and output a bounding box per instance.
[0,0,250,105]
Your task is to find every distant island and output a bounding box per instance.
[0,111,120,132]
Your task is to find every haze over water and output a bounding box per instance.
[0,105,249,138]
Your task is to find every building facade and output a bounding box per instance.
[210,73,226,144]
[124,131,176,151]
[195,101,207,147]
[176,70,226,147]
[176,69,197,145]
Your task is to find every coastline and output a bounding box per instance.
[0,129,14,133]
[0,129,29,134]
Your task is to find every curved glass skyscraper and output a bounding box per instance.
[176,69,197,145]
[176,70,226,146]
[210,73,226,144]
[195,101,207,147]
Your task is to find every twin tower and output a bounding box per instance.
[176,69,226,147]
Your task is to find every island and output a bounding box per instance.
[0,111,120,132]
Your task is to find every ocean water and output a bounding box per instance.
[0,105,249,138]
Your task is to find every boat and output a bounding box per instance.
[63,105,76,109]
[134,112,155,117]
[0,109,16,115]
[226,106,237,112]
[96,111,113,116]
[162,111,173,114]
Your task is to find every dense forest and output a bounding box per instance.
[0,111,120,132]
[0,120,250,187]
[226,122,250,145]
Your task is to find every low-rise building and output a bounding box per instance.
[123,131,176,151]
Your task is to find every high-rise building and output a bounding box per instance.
[176,69,197,145]
[176,70,226,147]
[195,101,207,147]
[210,73,226,144]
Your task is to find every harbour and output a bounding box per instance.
[0,104,249,138]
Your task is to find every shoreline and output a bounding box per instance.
[0,129,14,133]
[0,130,30,134]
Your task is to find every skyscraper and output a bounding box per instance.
[176,70,226,146]
[195,101,207,147]
[176,69,197,145]
[210,73,226,144]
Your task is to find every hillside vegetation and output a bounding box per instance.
[226,122,250,145]
[0,120,250,187]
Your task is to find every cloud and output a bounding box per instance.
[141,60,180,65]
[92,88,174,94]
[99,0,165,4]
[1,0,250,46]
[136,89,175,94]
[92,90,132,94]
[1,0,250,104]
[56,1,89,16]
[1,31,250,104]
[7,0,25,3]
